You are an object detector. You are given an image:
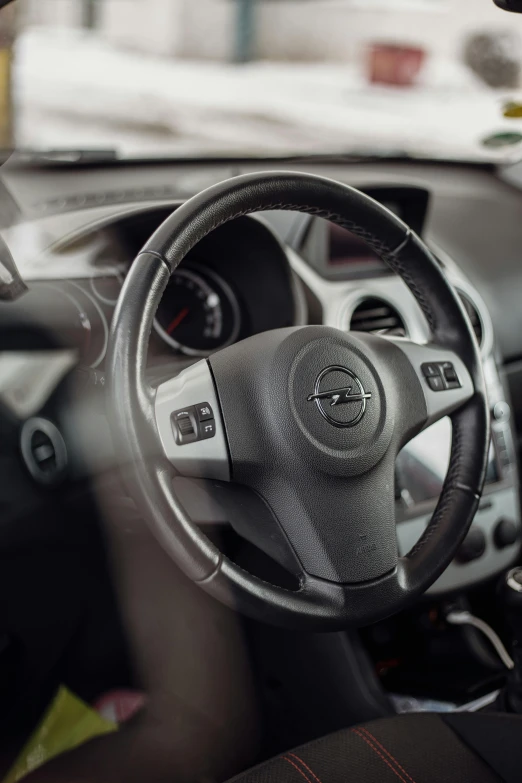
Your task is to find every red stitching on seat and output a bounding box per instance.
[351,728,409,783]
[288,752,324,783]
[283,755,313,783]
[359,727,417,783]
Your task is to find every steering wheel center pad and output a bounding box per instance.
[210,326,425,584]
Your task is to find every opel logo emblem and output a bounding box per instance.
[307,366,371,428]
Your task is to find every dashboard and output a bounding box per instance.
[0,156,521,598]
[0,208,303,372]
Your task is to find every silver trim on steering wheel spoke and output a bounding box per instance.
[155,359,230,481]
[387,338,474,429]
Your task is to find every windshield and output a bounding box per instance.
[4,0,522,161]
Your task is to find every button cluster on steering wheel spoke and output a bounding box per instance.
[421,361,462,391]
[173,402,216,445]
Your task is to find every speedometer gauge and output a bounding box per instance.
[154,267,240,356]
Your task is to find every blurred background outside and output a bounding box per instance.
[0,0,522,159]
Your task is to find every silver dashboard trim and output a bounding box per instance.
[285,246,430,344]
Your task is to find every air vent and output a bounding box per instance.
[350,297,406,337]
[21,418,67,486]
[458,291,483,347]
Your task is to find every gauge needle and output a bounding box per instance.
[167,307,190,334]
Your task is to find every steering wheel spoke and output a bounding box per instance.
[154,359,230,482]
[388,338,475,437]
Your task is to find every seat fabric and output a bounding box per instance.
[20,707,522,783]
[228,712,522,783]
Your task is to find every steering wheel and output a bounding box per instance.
[106,172,489,630]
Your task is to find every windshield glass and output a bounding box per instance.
[4,0,522,160]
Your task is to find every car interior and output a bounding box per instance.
[3,0,522,781]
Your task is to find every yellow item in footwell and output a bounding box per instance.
[3,686,117,782]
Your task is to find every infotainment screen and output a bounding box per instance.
[326,187,430,276]
[395,417,498,506]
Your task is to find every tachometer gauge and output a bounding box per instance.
[154,267,240,356]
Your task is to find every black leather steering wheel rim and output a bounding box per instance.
[106,171,489,630]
